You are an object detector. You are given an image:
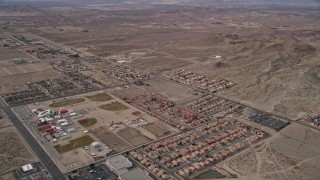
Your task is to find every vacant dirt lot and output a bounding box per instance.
[132,56,191,75]
[60,148,94,172]
[142,123,170,138]
[0,127,36,175]
[144,78,197,102]
[224,124,320,179]
[117,127,151,146]
[92,127,132,153]
[0,63,52,77]
[0,117,13,129]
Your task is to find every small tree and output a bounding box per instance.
[67,175,74,180]
[90,163,95,169]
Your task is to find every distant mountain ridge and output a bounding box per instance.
[1,0,320,9]
[193,0,320,8]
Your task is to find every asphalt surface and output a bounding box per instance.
[69,163,117,180]
[12,105,63,160]
[0,96,66,180]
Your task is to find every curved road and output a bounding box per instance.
[0,97,66,180]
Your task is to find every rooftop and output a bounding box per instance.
[106,155,132,172]
[121,167,153,180]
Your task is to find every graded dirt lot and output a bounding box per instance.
[92,126,132,153]
[144,78,197,102]
[142,122,170,138]
[117,126,151,146]
[60,148,94,172]
[132,56,191,75]
[0,63,52,77]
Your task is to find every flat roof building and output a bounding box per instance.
[105,155,132,176]
[121,167,153,180]
[21,164,34,174]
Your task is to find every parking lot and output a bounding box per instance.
[69,163,117,180]
[243,108,290,131]
[15,162,52,180]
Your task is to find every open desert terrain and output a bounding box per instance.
[0,0,319,179]
[1,0,318,119]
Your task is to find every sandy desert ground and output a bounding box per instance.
[0,0,319,179]
[1,2,316,120]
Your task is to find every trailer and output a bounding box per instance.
[61,122,69,126]
[57,119,67,124]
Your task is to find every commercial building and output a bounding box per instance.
[120,167,153,180]
[21,164,34,174]
[105,155,133,176]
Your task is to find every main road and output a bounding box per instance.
[0,96,66,180]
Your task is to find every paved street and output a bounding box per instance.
[12,106,62,160]
[0,96,66,180]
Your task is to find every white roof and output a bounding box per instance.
[91,142,101,147]
[121,168,153,180]
[21,164,33,173]
[58,119,67,123]
[106,155,132,171]
[61,122,69,126]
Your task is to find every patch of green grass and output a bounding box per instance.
[49,98,86,108]
[86,92,112,102]
[78,118,97,127]
[37,121,48,127]
[55,135,94,154]
[99,101,129,111]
